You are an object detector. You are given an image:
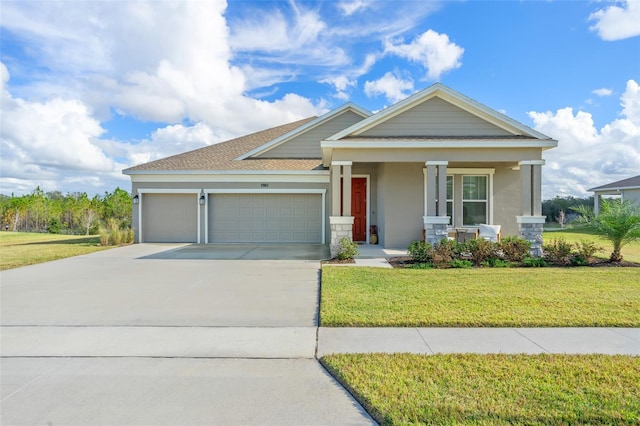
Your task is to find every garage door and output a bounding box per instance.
[142,194,198,243]
[209,194,322,243]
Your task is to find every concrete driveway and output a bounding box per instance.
[0,244,374,425]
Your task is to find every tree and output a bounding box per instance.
[574,199,640,262]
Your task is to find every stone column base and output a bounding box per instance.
[329,216,354,258]
[423,216,450,246]
[517,216,545,257]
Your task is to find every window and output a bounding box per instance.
[462,176,487,225]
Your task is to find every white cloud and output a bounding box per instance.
[384,29,464,80]
[589,0,640,41]
[320,76,358,100]
[336,0,372,16]
[529,80,640,198]
[592,88,613,97]
[364,72,414,103]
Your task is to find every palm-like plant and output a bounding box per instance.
[574,199,640,262]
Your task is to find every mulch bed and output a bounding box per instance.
[321,258,356,264]
[387,256,640,269]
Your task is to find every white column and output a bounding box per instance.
[520,164,532,216]
[331,162,341,216]
[425,163,437,216]
[342,162,352,216]
[594,193,601,216]
[519,160,545,216]
[437,163,448,217]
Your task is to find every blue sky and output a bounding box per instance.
[1,0,639,198]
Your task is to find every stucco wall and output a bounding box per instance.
[376,163,425,248]
[493,168,522,236]
[623,189,640,207]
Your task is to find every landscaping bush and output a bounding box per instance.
[336,237,358,260]
[543,238,574,264]
[407,240,431,263]
[405,262,433,269]
[499,236,531,262]
[523,256,547,267]
[574,239,602,262]
[431,239,459,265]
[466,238,499,266]
[481,258,513,268]
[450,259,473,269]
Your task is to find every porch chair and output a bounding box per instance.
[478,224,501,243]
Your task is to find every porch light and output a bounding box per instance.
[199,192,206,205]
[132,194,139,204]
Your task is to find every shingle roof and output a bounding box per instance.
[123,117,323,173]
[589,175,640,191]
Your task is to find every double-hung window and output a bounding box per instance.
[462,175,488,226]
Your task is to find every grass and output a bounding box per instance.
[543,227,640,263]
[0,232,112,270]
[320,267,640,327]
[322,353,640,425]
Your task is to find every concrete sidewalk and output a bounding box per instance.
[317,327,640,357]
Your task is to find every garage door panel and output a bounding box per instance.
[209,194,322,243]
[142,194,197,243]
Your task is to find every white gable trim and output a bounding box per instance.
[325,83,553,141]
[236,103,371,160]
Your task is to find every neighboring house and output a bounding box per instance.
[123,83,558,256]
[589,175,640,215]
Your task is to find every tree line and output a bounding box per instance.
[542,195,593,225]
[0,187,132,235]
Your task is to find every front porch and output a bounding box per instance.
[328,160,546,258]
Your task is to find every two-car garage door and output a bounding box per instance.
[140,193,322,243]
[209,193,322,243]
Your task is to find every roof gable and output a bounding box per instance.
[238,103,370,160]
[589,175,640,191]
[326,83,553,141]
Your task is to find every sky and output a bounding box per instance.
[1,0,639,199]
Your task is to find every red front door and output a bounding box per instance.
[340,178,367,242]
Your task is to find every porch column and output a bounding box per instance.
[437,163,448,217]
[329,161,354,258]
[423,161,450,246]
[425,163,437,216]
[342,162,352,216]
[331,162,341,216]
[517,160,546,256]
[594,193,601,216]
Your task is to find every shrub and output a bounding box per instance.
[466,238,499,266]
[99,228,110,246]
[431,239,458,265]
[336,237,358,260]
[499,236,531,262]
[48,218,62,234]
[405,262,433,269]
[450,259,473,269]
[543,238,574,264]
[481,258,513,268]
[523,256,547,267]
[574,240,602,262]
[122,228,135,244]
[407,240,432,263]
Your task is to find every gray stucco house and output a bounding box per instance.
[589,175,640,215]
[123,83,558,256]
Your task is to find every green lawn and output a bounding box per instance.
[543,227,640,263]
[322,353,640,425]
[320,267,640,327]
[0,232,111,270]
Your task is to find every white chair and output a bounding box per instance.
[478,224,501,242]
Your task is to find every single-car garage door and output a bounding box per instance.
[209,193,322,243]
[142,194,198,243]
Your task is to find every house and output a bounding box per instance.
[123,83,558,257]
[589,175,640,215]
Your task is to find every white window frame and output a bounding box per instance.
[462,175,488,227]
[447,168,495,228]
